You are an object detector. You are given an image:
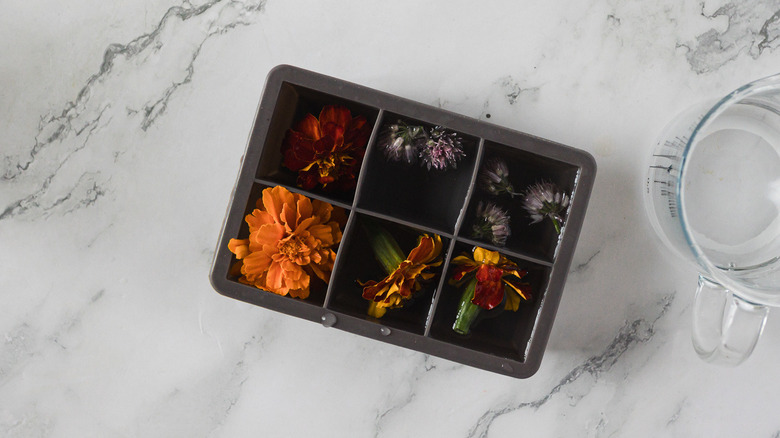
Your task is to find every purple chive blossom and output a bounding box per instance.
[471,201,511,246]
[478,158,519,197]
[419,127,465,171]
[380,120,425,164]
[522,181,570,234]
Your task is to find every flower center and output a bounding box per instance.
[316,152,354,178]
[278,235,306,258]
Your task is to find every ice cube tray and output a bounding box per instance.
[210,65,596,378]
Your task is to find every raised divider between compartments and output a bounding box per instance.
[351,109,384,209]
[322,204,359,309]
[422,138,484,335]
[252,179,354,211]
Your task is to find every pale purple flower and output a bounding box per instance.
[522,182,570,234]
[478,158,518,196]
[380,120,425,164]
[471,201,511,246]
[419,127,465,171]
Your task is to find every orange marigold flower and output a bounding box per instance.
[228,186,345,299]
[360,233,443,318]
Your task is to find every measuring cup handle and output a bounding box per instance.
[692,275,769,365]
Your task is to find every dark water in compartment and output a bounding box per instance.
[429,241,552,361]
[463,141,580,262]
[254,82,380,206]
[357,113,479,234]
[327,214,450,334]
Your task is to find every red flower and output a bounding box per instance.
[281,105,371,191]
[449,247,531,311]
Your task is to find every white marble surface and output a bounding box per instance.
[2,0,780,436]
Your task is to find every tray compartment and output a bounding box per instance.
[428,240,552,361]
[326,213,450,335]
[224,181,351,308]
[254,81,380,206]
[355,112,479,234]
[461,140,581,262]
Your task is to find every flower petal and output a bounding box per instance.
[322,122,346,146]
[503,279,532,304]
[245,210,274,232]
[282,132,317,170]
[308,223,335,247]
[472,265,505,310]
[296,196,313,228]
[344,116,371,151]
[241,250,273,281]
[296,169,319,190]
[450,255,477,266]
[294,113,322,139]
[360,279,384,300]
[312,136,336,155]
[406,235,442,265]
[311,199,333,223]
[252,223,286,246]
[449,264,477,283]
[319,105,351,131]
[280,203,297,232]
[504,286,522,312]
[262,186,295,225]
[283,264,310,291]
[288,287,309,299]
[265,261,285,292]
[330,222,343,245]
[473,247,500,265]
[308,261,330,284]
[228,239,250,259]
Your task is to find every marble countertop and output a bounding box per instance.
[2,0,780,436]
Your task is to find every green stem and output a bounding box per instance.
[453,277,481,335]
[552,217,561,235]
[363,219,405,274]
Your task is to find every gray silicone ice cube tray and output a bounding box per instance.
[210,65,596,378]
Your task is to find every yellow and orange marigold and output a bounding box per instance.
[360,227,443,318]
[228,186,345,299]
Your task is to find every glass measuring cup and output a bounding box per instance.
[645,73,780,365]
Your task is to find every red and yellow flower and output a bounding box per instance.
[450,247,531,311]
[281,105,371,191]
[228,186,345,299]
[449,247,531,334]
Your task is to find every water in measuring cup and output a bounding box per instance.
[682,102,780,287]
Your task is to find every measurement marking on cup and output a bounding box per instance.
[650,164,675,173]
[668,200,678,217]
[647,132,691,220]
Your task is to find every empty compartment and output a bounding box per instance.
[224,182,350,307]
[356,113,479,234]
[429,241,551,361]
[461,141,580,262]
[255,82,380,205]
[327,213,450,335]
